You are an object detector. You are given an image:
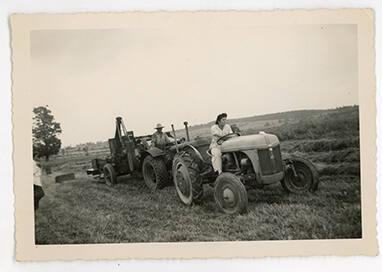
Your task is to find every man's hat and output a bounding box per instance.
[154,123,164,129]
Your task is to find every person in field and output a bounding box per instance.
[151,123,173,150]
[33,155,45,210]
[210,113,233,174]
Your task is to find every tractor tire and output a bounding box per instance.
[281,157,320,193]
[172,152,204,206]
[142,155,169,191]
[103,163,117,186]
[214,173,248,214]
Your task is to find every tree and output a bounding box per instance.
[33,106,62,161]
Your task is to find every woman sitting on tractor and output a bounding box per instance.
[210,113,233,174]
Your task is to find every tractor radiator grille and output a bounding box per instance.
[258,145,283,175]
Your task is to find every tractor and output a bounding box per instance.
[170,125,320,214]
[87,117,177,190]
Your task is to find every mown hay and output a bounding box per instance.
[292,138,359,153]
[317,162,360,176]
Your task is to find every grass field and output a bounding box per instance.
[35,106,361,244]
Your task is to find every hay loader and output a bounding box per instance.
[87,117,176,190]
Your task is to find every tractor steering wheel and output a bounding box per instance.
[217,132,240,145]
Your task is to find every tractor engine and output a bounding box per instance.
[221,132,284,185]
[221,152,251,173]
[221,153,235,170]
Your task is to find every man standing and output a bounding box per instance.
[151,123,173,150]
[210,113,233,174]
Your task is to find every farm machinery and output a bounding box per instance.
[171,131,319,214]
[87,117,176,190]
[87,117,319,214]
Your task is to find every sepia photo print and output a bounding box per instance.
[12,10,377,260]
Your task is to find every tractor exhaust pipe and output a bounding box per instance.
[183,121,190,141]
[171,124,179,153]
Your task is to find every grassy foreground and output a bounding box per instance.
[35,170,361,244]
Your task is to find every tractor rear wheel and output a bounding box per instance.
[214,173,248,214]
[172,152,203,205]
[281,157,319,193]
[142,155,169,191]
[103,163,117,186]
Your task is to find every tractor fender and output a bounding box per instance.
[180,144,206,163]
[142,147,166,158]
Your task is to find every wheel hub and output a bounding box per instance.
[176,165,191,197]
[176,174,187,195]
[292,171,307,187]
[223,188,235,204]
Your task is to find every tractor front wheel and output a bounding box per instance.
[103,163,117,186]
[214,173,248,214]
[172,152,203,205]
[281,157,319,193]
[142,155,169,191]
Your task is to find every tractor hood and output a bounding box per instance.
[221,132,280,152]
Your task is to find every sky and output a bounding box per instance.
[30,24,358,146]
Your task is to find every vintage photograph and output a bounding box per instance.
[12,10,377,260]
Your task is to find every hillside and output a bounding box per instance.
[175,105,359,141]
[58,105,359,158]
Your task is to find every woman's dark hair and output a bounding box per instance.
[215,113,228,125]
